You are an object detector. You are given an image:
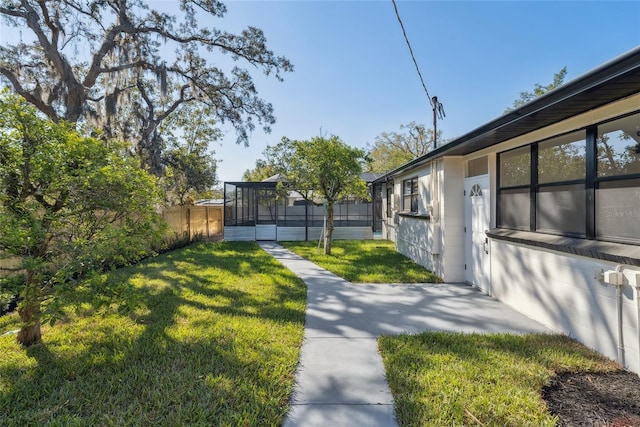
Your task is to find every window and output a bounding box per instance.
[595,112,640,244]
[498,146,530,230]
[466,156,488,177]
[224,183,255,226]
[536,132,586,236]
[403,178,419,212]
[497,111,640,244]
[500,146,530,187]
[597,113,640,177]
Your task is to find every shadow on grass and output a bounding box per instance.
[281,240,441,283]
[0,241,306,426]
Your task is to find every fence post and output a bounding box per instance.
[187,207,191,241]
[206,206,210,238]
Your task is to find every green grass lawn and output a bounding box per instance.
[280,240,440,283]
[379,332,621,427]
[0,242,306,426]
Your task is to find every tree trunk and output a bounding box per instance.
[324,201,334,255]
[17,273,42,347]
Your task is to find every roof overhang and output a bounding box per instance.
[375,46,640,183]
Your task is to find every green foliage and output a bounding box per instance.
[160,104,219,205]
[271,135,369,253]
[287,135,369,201]
[281,240,441,283]
[0,91,165,344]
[243,158,279,182]
[506,67,567,112]
[367,122,439,173]
[0,0,293,175]
[0,242,306,425]
[379,332,621,426]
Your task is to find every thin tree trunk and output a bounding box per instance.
[324,201,334,255]
[17,272,42,347]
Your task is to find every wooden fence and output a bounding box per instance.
[0,206,223,278]
[162,205,223,240]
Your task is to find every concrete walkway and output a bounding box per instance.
[259,242,552,427]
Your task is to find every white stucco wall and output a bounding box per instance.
[491,239,640,374]
[441,157,465,282]
[392,159,469,282]
[394,164,442,277]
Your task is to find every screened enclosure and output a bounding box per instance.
[224,181,376,241]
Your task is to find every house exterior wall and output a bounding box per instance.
[395,166,438,275]
[387,157,466,282]
[482,93,640,374]
[491,239,640,373]
[441,157,465,282]
[384,91,640,373]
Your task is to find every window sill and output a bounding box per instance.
[487,228,640,267]
[398,212,431,220]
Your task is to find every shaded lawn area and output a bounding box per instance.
[0,242,306,426]
[280,240,440,283]
[379,332,622,427]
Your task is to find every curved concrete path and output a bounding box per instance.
[259,242,552,427]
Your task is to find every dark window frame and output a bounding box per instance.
[402,177,419,213]
[497,110,640,244]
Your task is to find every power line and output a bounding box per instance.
[391,0,435,110]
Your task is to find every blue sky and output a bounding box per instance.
[210,0,639,183]
[1,1,638,184]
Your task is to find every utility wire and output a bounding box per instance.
[391,0,435,109]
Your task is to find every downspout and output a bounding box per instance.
[633,272,640,374]
[605,265,625,365]
[616,276,624,366]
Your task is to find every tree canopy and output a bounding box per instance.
[159,103,219,205]
[506,67,567,112]
[0,91,164,346]
[0,0,292,175]
[367,122,439,173]
[263,136,369,254]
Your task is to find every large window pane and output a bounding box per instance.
[224,183,237,226]
[278,199,306,227]
[536,184,586,236]
[256,189,276,224]
[538,132,586,184]
[498,188,530,229]
[596,179,640,243]
[238,187,254,226]
[402,178,419,212]
[499,146,530,187]
[597,112,640,177]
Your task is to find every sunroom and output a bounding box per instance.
[223,178,383,241]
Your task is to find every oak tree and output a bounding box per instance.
[367,122,439,173]
[0,0,292,175]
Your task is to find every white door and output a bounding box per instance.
[464,176,491,294]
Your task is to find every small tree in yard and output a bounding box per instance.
[0,92,165,347]
[276,136,369,255]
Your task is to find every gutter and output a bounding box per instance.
[372,45,640,185]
